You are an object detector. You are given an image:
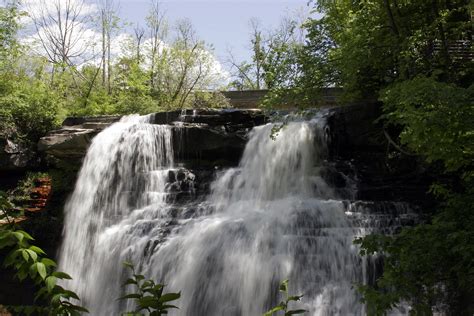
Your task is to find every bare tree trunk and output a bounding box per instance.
[134,25,145,63]
[101,11,106,86]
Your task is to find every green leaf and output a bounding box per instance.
[158,292,181,303]
[29,262,38,278]
[29,245,46,255]
[69,305,89,313]
[12,231,24,242]
[52,271,72,279]
[17,230,34,240]
[161,304,179,309]
[153,284,164,292]
[17,268,28,281]
[45,276,57,292]
[123,261,134,269]
[25,249,38,262]
[123,278,138,286]
[36,262,47,279]
[21,249,29,261]
[62,290,80,300]
[264,305,285,316]
[287,295,303,302]
[34,286,48,301]
[138,296,158,308]
[41,257,57,267]
[118,293,142,300]
[134,274,145,281]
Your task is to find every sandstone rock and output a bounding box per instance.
[38,127,97,160]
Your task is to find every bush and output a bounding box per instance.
[0,80,61,143]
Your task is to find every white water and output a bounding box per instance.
[59,115,382,315]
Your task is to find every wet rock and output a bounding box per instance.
[173,124,247,165]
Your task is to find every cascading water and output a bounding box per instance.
[59,115,175,313]
[59,113,408,315]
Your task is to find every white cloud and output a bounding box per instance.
[18,0,230,87]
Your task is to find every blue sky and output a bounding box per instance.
[118,0,312,65]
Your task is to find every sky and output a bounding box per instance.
[116,0,312,66]
[15,0,315,82]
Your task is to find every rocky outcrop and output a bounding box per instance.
[36,104,430,206]
[37,116,121,166]
[39,109,268,167]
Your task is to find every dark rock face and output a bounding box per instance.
[38,109,268,168]
[325,103,432,207]
[35,104,431,207]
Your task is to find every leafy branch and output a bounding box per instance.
[120,261,181,316]
[0,191,88,316]
[264,279,306,316]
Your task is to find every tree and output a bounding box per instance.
[228,14,307,93]
[146,0,168,89]
[28,0,92,74]
[0,0,22,71]
[134,24,146,64]
[150,18,222,108]
[98,0,119,93]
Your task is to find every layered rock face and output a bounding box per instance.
[36,105,429,206]
[38,109,266,168]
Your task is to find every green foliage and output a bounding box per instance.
[120,261,181,316]
[192,91,230,108]
[380,77,474,173]
[307,0,472,98]
[262,0,473,108]
[264,280,306,316]
[0,191,88,316]
[0,1,23,69]
[0,69,61,143]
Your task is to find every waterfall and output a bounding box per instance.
[58,115,175,313]
[58,114,406,315]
